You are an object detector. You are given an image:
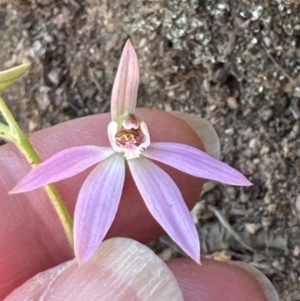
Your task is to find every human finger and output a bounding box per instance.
[4,238,184,301]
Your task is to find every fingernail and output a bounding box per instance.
[170,112,220,159]
[226,260,280,301]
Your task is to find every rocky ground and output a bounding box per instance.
[1,0,300,300]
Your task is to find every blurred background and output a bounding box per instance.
[1,1,299,299]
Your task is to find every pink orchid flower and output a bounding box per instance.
[11,40,252,264]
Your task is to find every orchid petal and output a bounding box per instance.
[74,153,125,264]
[111,39,139,120]
[143,142,252,186]
[11,146,115,193]
[128,156,200,263]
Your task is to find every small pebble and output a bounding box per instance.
[224,128,234,135]
[263,37,272,47]
[249,138,258,149]
[164,103,172,112]
[272,259,285,272]
[159,248,173,261]
[293,245,300,257]
[227,97,238,109]
[28,120,38,132]
[207,250,231,261]
[54,14,64,27]
[245,223,261,234]
[260,145,270,155]
[267,204,277,212]
[209,104,217,111]
[48,68,62,85]
[264,195,272,204]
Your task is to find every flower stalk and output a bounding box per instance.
[0,66,73,247]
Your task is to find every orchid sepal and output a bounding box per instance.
[110,40,139,120]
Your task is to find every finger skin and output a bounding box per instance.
[0,109,204,299]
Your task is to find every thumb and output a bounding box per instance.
[4,238,184,301]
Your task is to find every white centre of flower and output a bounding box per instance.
[107,114,151,159]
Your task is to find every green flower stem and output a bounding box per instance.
[0,96,74,247]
